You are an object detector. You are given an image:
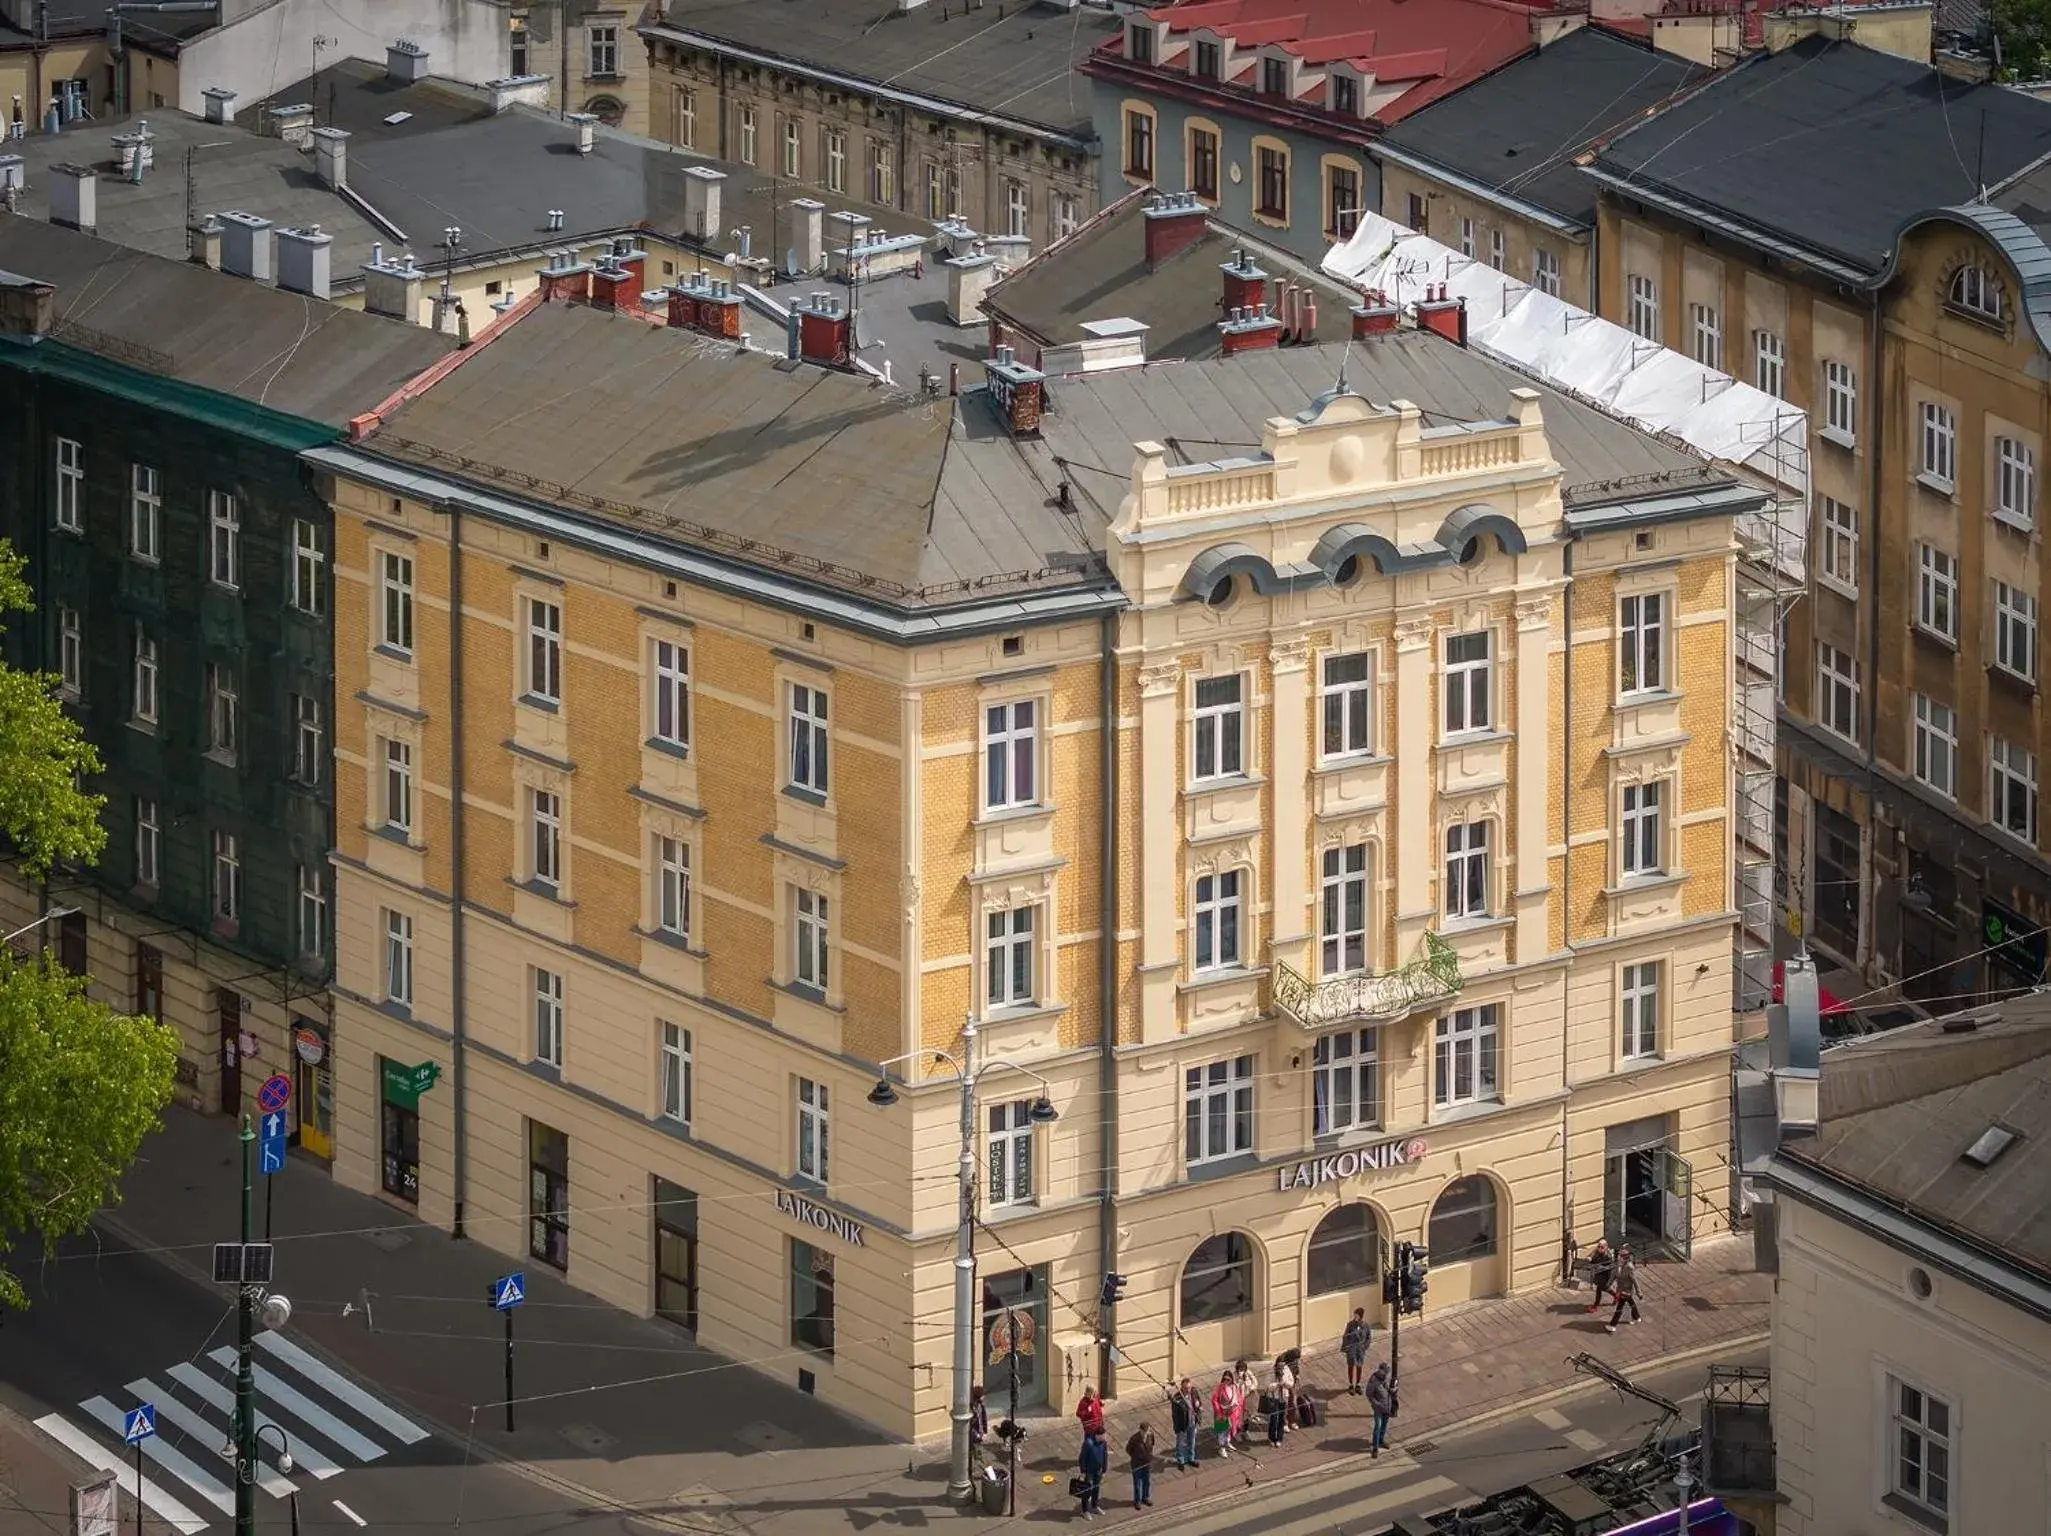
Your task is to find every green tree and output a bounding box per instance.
[1991,0,2051,81]
[0,542,178,1308]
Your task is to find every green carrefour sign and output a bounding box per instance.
[381,1058,441,1109]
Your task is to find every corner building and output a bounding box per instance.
[315,291,1759,1440]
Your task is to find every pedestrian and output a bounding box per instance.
[1127,1422,1157,1509]
[1075,1383,1106,1438]
[969,1385,989,1473]
[1276,1352,1299,1430]
[1210,1371,1238,1458]
[1170,1377,1201,1468]
[1233,1359,1259,1445]
[1586,1238,1616,1314]
[1265,1362,1288,1445]
[1341,1308,1371,1395]
[1607,1247,1642,1331]
[1075,1426,1107,1519]
[1365,1362,1395,1458]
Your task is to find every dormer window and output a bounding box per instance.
[1948,264,2003,324]
[1129,23,1155,64]
[1262,56,1289,97]
[1331,73,1358,117]
[1194,39,1221,79]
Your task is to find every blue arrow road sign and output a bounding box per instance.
[122,1404,156,1444]
[259,1110,288,1176]
[492,1273,526,1311]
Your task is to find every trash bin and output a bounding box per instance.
[978,1467,1009,1515]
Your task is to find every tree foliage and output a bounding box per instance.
[0,539,175,1307]
[1992,0,2051,82]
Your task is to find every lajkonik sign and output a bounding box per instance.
[776,1188,866,1246]
[1276,1137,1429,1192]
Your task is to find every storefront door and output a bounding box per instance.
[291,1020,333,1160]
[653,1178,698,1332]
[1602,1127,1691,1261]
[217,989,241,1117]
[983,1267,1048,1413]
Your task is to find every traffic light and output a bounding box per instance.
[1099,1272,1127,1308]
[1400,1247,1430,1315]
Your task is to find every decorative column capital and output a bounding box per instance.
[1138,659,1183,698]
[1394,611,1436,652]
[1269,637,1311,675]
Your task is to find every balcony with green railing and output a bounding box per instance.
[1270,931,1464,1031]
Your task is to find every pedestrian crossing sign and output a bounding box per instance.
[121,1405,155,1445]
[492,1273,526,1311]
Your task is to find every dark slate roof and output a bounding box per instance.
[643,0,1116,139]
[0,218,455,426]
[237,59,497,142]
[1378,27,1702,229]
[1592,37,2051,276]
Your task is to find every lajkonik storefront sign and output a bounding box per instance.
[1277,1137,1429,1192]
[777,1188,867,1246]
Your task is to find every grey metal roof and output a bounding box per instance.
[237,59,498,143]
[0,218,455,425]
[643,0,1117,139]
[1594,37,2051,276]
[1377,28,1701,231]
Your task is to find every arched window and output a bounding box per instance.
[1948,265,2003,322]
[584,95,625,127]
[1181,1233,1254,1323]
[1307,1203,1379,1296]
[1428,1175,1499,1261]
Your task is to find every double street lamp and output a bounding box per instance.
[866,1016,1058,1506]
[220,1422,300,1534]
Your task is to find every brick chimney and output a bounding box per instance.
[696,276,742,339]
[1218,303,1282,356]
[1143,190,1207,271]
[267,102,313,149]
[1351,288,1399,340]
[536,247,593,302]
[1220,246,1266,317]
[0,270,54,338]
[590,258,641,311]
[796,292,851,367]
[188,214,223,269]
[601,235,646,293]
[984,344,1044,436]
[1415,283,1467,347]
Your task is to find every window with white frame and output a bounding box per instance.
[675,86,694,147]
[1619,592,1665,695]
[825,128,846,193]
[1997,436,2036,527]
[132,632,158,725]
[54,438,82,531]
[1948,263,2001,321]
[1824,360,1857,442]
[207,663,237,758]
[1444,821,1490,920]
[1817,644,1860,741]
[1753,329,1785,398]
[1443,630,1491,735]
[134,796,159,887]
[1183,1054,1254,1166]
[1433,1004,1499,1109]
[1621,780,1664,876]
[382,737,414,833]
[1886,1377,1952,1528]
[379,551,414,653]
[987,1100,1035,1206]
[1312,1028,1377,1136]
[1819,497,1858,594]
[1689,303,1722,371]
[297,865,326,962]
[1319,843,1368,976]
[984,698,1038,809]
[1193,869,1242,971]
[292,520,324,615]
[530,787,562,886]
[1995,582,2038,681]
[383,909,413,1005]
[986,906,1037,1008]
[1533,247,1560,297]
[208,490,239,588]
[55,605,80,696]
[1991,736,2038,843]
[1193,674,1244,780]
[656,835,690,940]
[1920,402,1957,486]
[129,464,159,560]
[738,104,756,165]
[1489,227,1505,271]
[1627,273,1658,341]
[533,968,564,1066]
[524,597,562,703]
[1053,193,1080,242]
[211,830,241,921]
[1458,217,1475,258]
[870,140,893,204]
[781,117,800,178]
[796,1077,830,1181]
[1006,179,1029,239]
[788,682,829,795]
[587,21,618,75]
[1916,545,1959,640]
[1620,960,1660,1059]
[793,887,830,991]
[1913,693,1957,797]
[659,1022,692,1126]
[1320,651,1372,758]
[651,638,690,749]
[292,694,322,785]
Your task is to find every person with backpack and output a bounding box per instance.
[1365,1361,1396,1458]
[1075,1425,1107,1519]
[1126,1423,1157,1509]
[1340,1308,1371,1395]
[1585,1239,1617,1314]
[1607,1247,1642,1331]
[1170,1377,1201,1468]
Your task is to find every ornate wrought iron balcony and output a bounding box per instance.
[1270,932,1464,1030]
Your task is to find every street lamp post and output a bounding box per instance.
[866,1016,1058,1506]
[227,1423,297,1535]
[3,905,77,946]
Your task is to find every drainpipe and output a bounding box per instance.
[1558,543,1574,1281]
[1861,287,1885,977]
[1096,608,1120,1396]
[448,502,470,1239]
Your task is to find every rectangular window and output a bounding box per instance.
[524,597,562,703]
[207,664,238,758]
[1052,194,1080,242]
[1183,1054,1254,1166]
[54,605,80,696]
[791,1239,835,1355]
[1995,582,2038,681]
[796,1077,830,1181]
[383,909,413,1004]
[1194,39,1220,78]
[1690,303,1722,371]
[1321,651,1372,758]
[1913,693,1957,797]
[129,463,159,560]
[1620,961,1660,1059]
[1824,360,1857,442]
[781,117,800,179]
[1921,402,1957,486]
[1817,643,1860,741]
[1990,736,2038,844]
[1434,1004,1500,1109]
[825,128,846,194]
[1128,23,1154,63]
[1621,781,1664,876]
[1997,436,2036,528]
[1407,192,1426,233]
[135,942,163,1018]
[1619,592,1665,695]
[651,638,690,749]
[1005,179,1028,239]
[1256,144,1287,219]
[659,1022,692,1127]
[674,85,693,147]
[1332,73,1358,116]
[292,694,323,786]
[984,698,1038,809]
[986,906,1036,1008]
[1193,869,1242,971]
[1886,1378,1951,1529]
[531,788,562,886]
[1443,630,1491,734]
[1916,545,1959,641]
[869,141,893,205]
[1190,126,1219,200]
[1489,227,1505,271]
[587,21,618,75]
[925,161,945,220]
[54,438,82,531]
[1261,56,1288,95]
[1819,497,1859,594]
[383,737,414,833]
[1125,109,1153,177]
[208,490,239,588]
[1329,164,1361,237]
[1319,843,1368,977]
[788,682,830,794]
[379,552,414,653]
[533,967,564,1066]
[1627,273,1658,341]
[1444,821,1489,920]
[656,835,691,940]
[1459,216,1475,258]
[134,796,159,888]
[1533,247,1560,297]
[1193,674,1244,780]
[292,520,325,615]
[738,104,756,165]
[1753,329,1785,398]
[528,1122,569,1269]
[987,1100,1035,1207]
[297,865,326,963]
[1312,1028,1378,1136]
[211,830,241,922]
[793,887,830,991]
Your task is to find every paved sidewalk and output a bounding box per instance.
[0,1398,179,1536]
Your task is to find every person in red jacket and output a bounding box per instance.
[1075,1384,1106,1437]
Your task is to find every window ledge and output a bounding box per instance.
[1187,771,1265,798]
[1614,688,1680,713]
[1602,870,1687,898]
[782,783,829,809]
[636,925,706,958]
[371,824,420,852]
[974,800,1056,828]
[786,1171,828,1196]
[771,977,844,1014]
[1185,1151,1260,1186]
[1816,575,1860,602]
[1313,751,1389,776]
[1440,913,1514,937]
[373,643,414,664]
[1818,424,1856,451]
[1429,1097,1505,1128]
[508,876,577,908]
[1911,623,1958,652]
[644,735,691,762]
[203,749,237,769]
[1880,1492,1949,1535]
[126,719,158,737]
[518,692,560,715]
[1987,661,2038,695]
[1992,507,2036,535]
[1177,963,1268,995]
[981,1000,1064,1028]
[210,916,240,941]
[1915,471,1956,499]
[1438,728,1511,751]
[1313,1123,1390,1151]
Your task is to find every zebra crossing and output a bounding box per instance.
[33,1331,431,1534]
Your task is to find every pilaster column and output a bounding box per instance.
[1268,638,1312,968]
[1138,659,1183,1043]
[1393,610,1435,954]
[1513,593,1555,962]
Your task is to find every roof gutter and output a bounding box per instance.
[1581,164,1876,286]
[1371,139,1589,237]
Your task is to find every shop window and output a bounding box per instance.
[529,1121,570,1269]
[1307,1202,1379,1296]
[1180,1232,1254,1323]
[380,1064,420,1205]
[791,1238,835,1356]
[1427,1174,1498,1261]
[654,1178,698,1332]
[983,1266,1046,1400]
